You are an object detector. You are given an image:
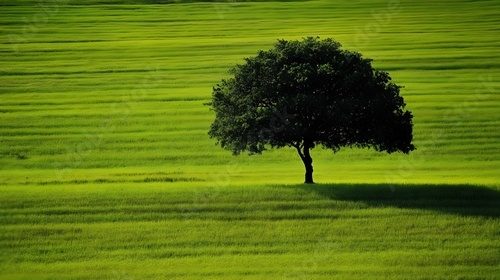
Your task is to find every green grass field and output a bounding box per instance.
[1,0,499,279]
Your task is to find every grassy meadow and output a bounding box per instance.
[1,0,499,279]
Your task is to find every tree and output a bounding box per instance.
[208,37,414,184]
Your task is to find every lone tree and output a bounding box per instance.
[208,37,414,184]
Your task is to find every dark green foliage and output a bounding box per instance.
[209,37,414,183]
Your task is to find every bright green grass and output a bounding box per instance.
[0,183,499,279]
[1,0,499,279]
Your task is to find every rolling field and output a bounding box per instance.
[1,0,499,279]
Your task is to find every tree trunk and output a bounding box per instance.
[298,142,314,184]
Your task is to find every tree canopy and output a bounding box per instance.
[208,37,414,183]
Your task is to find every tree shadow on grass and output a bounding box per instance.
[295,183,500,218]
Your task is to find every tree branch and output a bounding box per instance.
[295,145,305,160]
